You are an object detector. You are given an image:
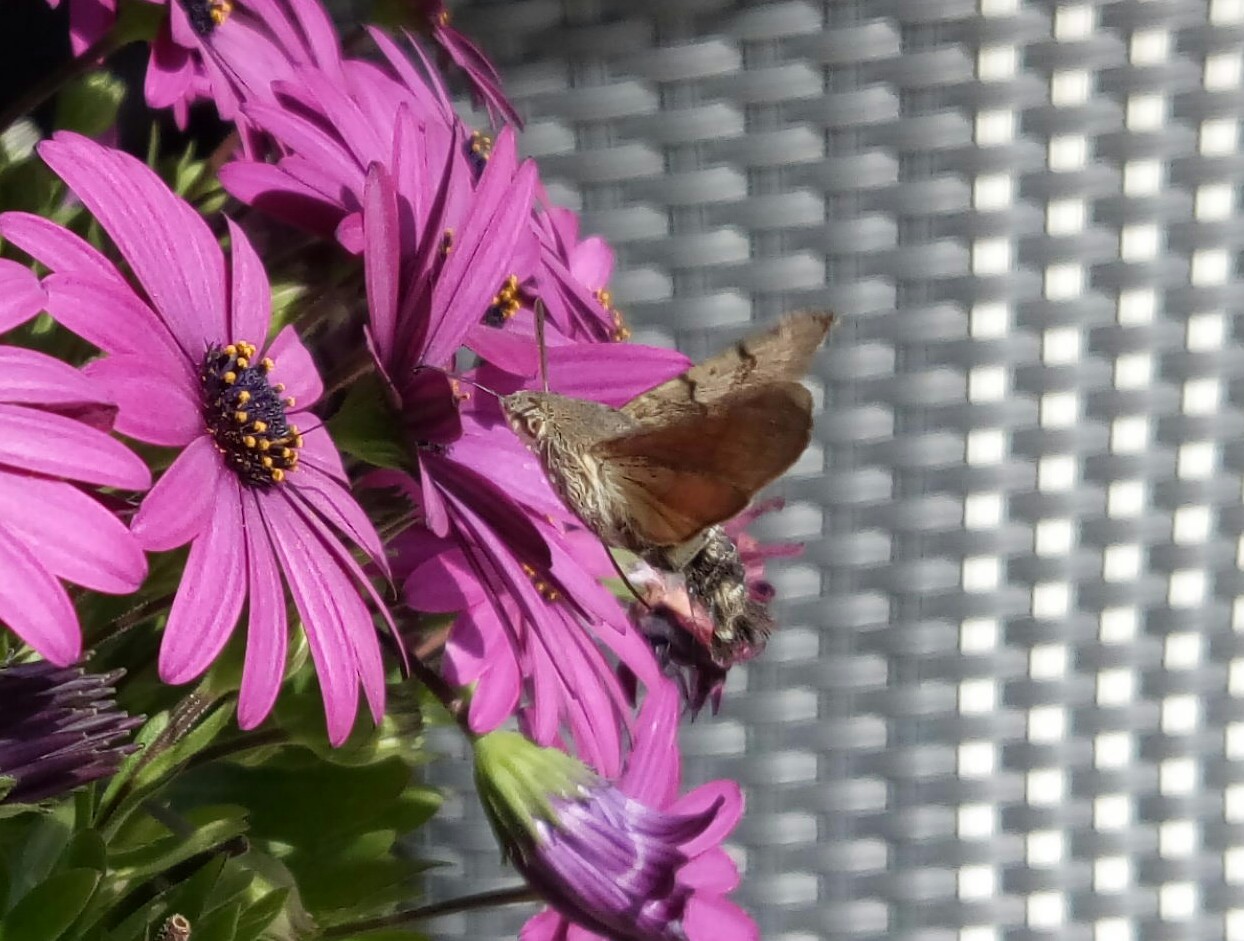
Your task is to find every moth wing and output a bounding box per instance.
[622,310,833,424]
[597,382,814,546]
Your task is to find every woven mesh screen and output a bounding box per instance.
[414,1,1244,938]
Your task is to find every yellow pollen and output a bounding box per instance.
[271,468,285,483]
[284,396,296,408]
[261,358,275,372]
[258,440,271,451]
[243,435,256,448]
[262,456,274,469]
[223,371,237,384]
[237,390,251,404]
[224,344,237,356]
[210,0,233,25]
[234,411,248,424]
[470,131,494,160]
[594,287,631,341]
[252,420,268,433]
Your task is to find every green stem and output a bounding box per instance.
[0,32,123,131]
[320,885,539,938]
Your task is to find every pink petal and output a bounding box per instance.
[404,549,486,611]
[262,496,363,744]
[237,490,289,729]
[0,403,151,491]
[0,347,111,408]
[219,161,345,236]
[0,258,45,332]
[544,343,691,407]
[520,910,569,941]
[144,28,195,111]
[619,679,682,805]
[684,897,757,941]
[0,211,125,285]
[465,323,538,376]
[132,436,224,551]
[0,524,80,664]
[67,0,116,55]
[43,271,186,362]
[159,483,247,684]
[424,159,538,365]
[0,472,146,594]
[678,849,740,894]
[266,325,323,409]
[226,218,272,345]
[298,424,347,482]
[671,780,744,858]
[569,235,615,290]
[287,463,389,576]
[363,163,400,368]
[449,606,521,733]
[82,354,202,448]
[38,133,228,355]
[420,460,450,538]
[282,487,397,711]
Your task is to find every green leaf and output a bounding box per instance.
[0,778,13,803]
[158,853,226,924]
[100,712,170,809]
[113,0,165,44]
[108,808,248,881]
[63,830,107,873]
[0,868,100,941]
[323,929,430,941]
[189,901,240,941]
[9,804,73,905]
[327,373,409,469]
[233,888,288,941]
[130,700,235,792]
[54,71,125,139]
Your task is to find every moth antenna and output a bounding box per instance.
[411,364,503,401]
[535,297,550,394]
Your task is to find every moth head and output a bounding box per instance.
[501,391,554,443]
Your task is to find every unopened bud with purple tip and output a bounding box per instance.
[0,661,142,805]
[474,726,739,941]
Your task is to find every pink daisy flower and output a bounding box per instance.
[42,0,344,131]
[411,0,522,127]
[0,133,394,744]
[361,148,688,771]
[0,260,149,665]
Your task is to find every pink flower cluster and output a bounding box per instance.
[8,2,793,937]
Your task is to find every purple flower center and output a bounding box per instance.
[201,341,301,488]
[181,0,233,36]
[483,274,522,327]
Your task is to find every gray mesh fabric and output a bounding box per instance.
[415,2,1244,939]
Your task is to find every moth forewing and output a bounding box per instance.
[593,382,815,548]
[621,310,833,425]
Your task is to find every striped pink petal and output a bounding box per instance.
[0,472,146,595]
[159,482,247,684]
[237,489,289,729]
[0,525,80,665]
[0,403,150,491]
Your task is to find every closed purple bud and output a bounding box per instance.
[0,661,141,804]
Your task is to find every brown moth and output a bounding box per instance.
[502,310,834,667]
